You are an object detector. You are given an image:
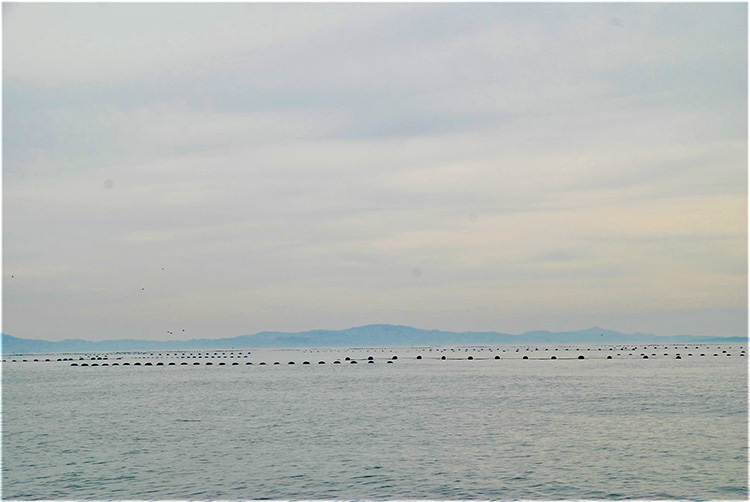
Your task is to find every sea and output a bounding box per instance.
[2,343,747,500]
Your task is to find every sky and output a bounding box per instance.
[2,3,747,342]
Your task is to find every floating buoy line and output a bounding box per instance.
[2,344,743,367]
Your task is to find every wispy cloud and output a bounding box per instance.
[3,3,746,340]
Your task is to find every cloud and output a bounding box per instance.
[3,3,746,340]
[3,3,408,86]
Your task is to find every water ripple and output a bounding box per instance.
[2,346,746,499]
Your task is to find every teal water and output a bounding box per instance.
[2,344,747,500]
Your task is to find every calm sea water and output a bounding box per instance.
[2,344,747,500]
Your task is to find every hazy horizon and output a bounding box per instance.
[3,322,748,345]
[3,3,747,342]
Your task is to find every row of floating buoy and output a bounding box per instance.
[65,352,747,366]
[69,359,398,367]
[4,350,743,364]
[1,351,741,365]
[88,345,744,358]
[10,344,743,359]
[8,348,746,364]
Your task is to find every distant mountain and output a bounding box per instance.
[2,324,746,354]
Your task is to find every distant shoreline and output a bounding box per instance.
[2,324,746,354]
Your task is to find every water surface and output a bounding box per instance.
[3,344,747,499]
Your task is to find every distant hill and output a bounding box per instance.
[2,324,746,354]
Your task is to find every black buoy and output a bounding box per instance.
[606,355,612,359]
[522,355,528,359]
[387,360,393,364]
[642,355,648,359]
[145,362,153,366]
[259,362,266,365]
[368,360,374,364]
[416,355,422,360]
[551,355,557,360]
[350,360,357,364]
[181,362,188,365]
[134,362,141,366]
[333,360,341,364]
[392,355,398,360]
[288,361,295,365]
[71,363,78,366]
[232,362,239,365]
[345,357,351,361]
[367,356,374,361]
[577,355,584,359]
[468,355,474,360]
[206,362,213,365]
[303,361,310,365]
[675,355,681,359]
[123,362,131,366]
[318,361,325,364]
[494,355,500,360]
[441,355,446,360]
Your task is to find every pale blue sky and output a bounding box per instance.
[3,3,747,341]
